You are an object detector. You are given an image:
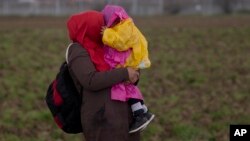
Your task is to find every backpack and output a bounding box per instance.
[45,43,83,134]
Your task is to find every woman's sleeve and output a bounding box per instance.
[68,43,129,91]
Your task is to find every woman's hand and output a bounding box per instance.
[127,67,139,83]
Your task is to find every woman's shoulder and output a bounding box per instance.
[67,42,88,63]
[69,42,86,52]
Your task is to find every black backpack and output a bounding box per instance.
[45,44,83,134]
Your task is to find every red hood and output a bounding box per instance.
[67,11,110,71]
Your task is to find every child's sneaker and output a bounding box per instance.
[140,112,155,131]
[129,114,149,133]
[144,112,155,122]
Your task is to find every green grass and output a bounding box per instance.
[0,15,250,141]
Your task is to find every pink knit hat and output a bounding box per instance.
[102,5,129,27]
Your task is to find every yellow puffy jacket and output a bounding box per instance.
[102,18,151,69]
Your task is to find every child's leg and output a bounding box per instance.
[128,99,153,117]
[128,98,156,133]
[128,98,155,133]
[128,98,148,133]
[128,98,144,116]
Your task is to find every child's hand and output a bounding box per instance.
[101,26,107,35]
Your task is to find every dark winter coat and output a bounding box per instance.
[67,43,140,141]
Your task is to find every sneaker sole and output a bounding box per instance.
[129,114,155,133]
[140,114,155,131]
[147,114,155,123]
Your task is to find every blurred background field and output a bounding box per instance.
[0,15,250,141]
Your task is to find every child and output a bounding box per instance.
[102,5,155,133]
